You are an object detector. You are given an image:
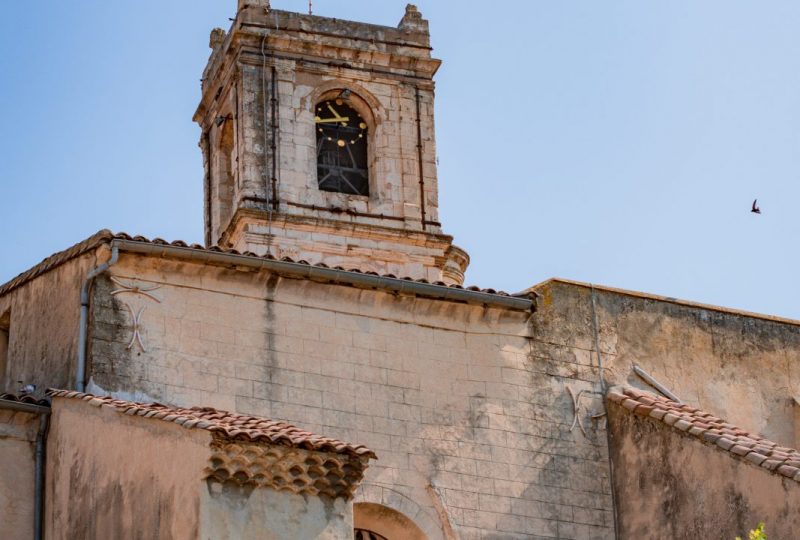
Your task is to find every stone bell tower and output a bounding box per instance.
[195,1,469,285]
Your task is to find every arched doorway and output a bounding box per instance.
[353,503,427,540]
[354,530,388,540]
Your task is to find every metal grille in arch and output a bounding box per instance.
[354,529,388,540]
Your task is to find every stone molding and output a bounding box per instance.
[354,483,446,540]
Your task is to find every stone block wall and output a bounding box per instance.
[204,8,442,232]
[88,253,615,539]
[11,248,800,538]
[194,7,466,284]
[533,279,800,448]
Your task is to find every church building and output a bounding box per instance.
[1,2,800,539]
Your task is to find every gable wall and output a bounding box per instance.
[45,398,209,539]
[608,400,800,538]
[534,280,800,448]
[0,250,99,394]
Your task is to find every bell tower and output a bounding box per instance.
[195,1,469,285]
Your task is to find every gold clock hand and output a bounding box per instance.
[327,103,343,119]
[316,117,350,123]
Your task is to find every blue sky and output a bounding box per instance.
[1,1,799,318]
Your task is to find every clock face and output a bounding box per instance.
[315,99,369,196]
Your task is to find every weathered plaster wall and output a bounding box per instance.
[88,253,615,539]
[0,250,98,393]
[45,395,363,540]
[0,408,39,540]
[45,397,210,540]
[533,280,800,447]
[201,482,353,540]
[608,400,800,539]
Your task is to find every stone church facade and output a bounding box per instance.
[1,3,799,539]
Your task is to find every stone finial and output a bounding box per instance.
[398,4,429,33]
[237,0,270,12]
[209,28,226,50]
[403,4,421,19]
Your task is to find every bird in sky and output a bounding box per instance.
[751,199,761,214]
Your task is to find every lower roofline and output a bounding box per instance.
[112,237,534,311]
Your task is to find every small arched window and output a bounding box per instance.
[315,97,369,196]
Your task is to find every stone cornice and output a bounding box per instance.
[221,207,454,251]
[195,8,440,123]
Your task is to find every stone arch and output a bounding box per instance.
[354,503,426,540]
[354,484,445,540]
[308,82,382,198]
[308,80,383,128]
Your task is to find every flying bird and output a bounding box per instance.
[751,199,761,214]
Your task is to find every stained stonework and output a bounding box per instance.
[46,391,373,539]
[84,243,614,540]
[608,390,800,539]
[194,5,469,284]
[531,278,800,448]
[0,404,41,540]
[2,3,800,540]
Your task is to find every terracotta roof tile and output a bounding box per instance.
[0,393,50,407]
[0,230,527,301]
[109,232,516,297]
[47,389,376,459]
[608,385,800,483]
[0,230,114,297]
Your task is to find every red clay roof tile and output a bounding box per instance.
[608,385,800,483]
[47,389,376,459]
[0,230,525,301]
[0,230,115,297]
[0,393,50,407]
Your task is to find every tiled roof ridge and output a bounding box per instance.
[110,232,517,296]
[0,229,521,299]
[0,229,115,297]
[0,392,51,407]
[47,389,376,459]
[608,385,800,483]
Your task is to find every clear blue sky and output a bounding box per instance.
[2,1,799,318]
